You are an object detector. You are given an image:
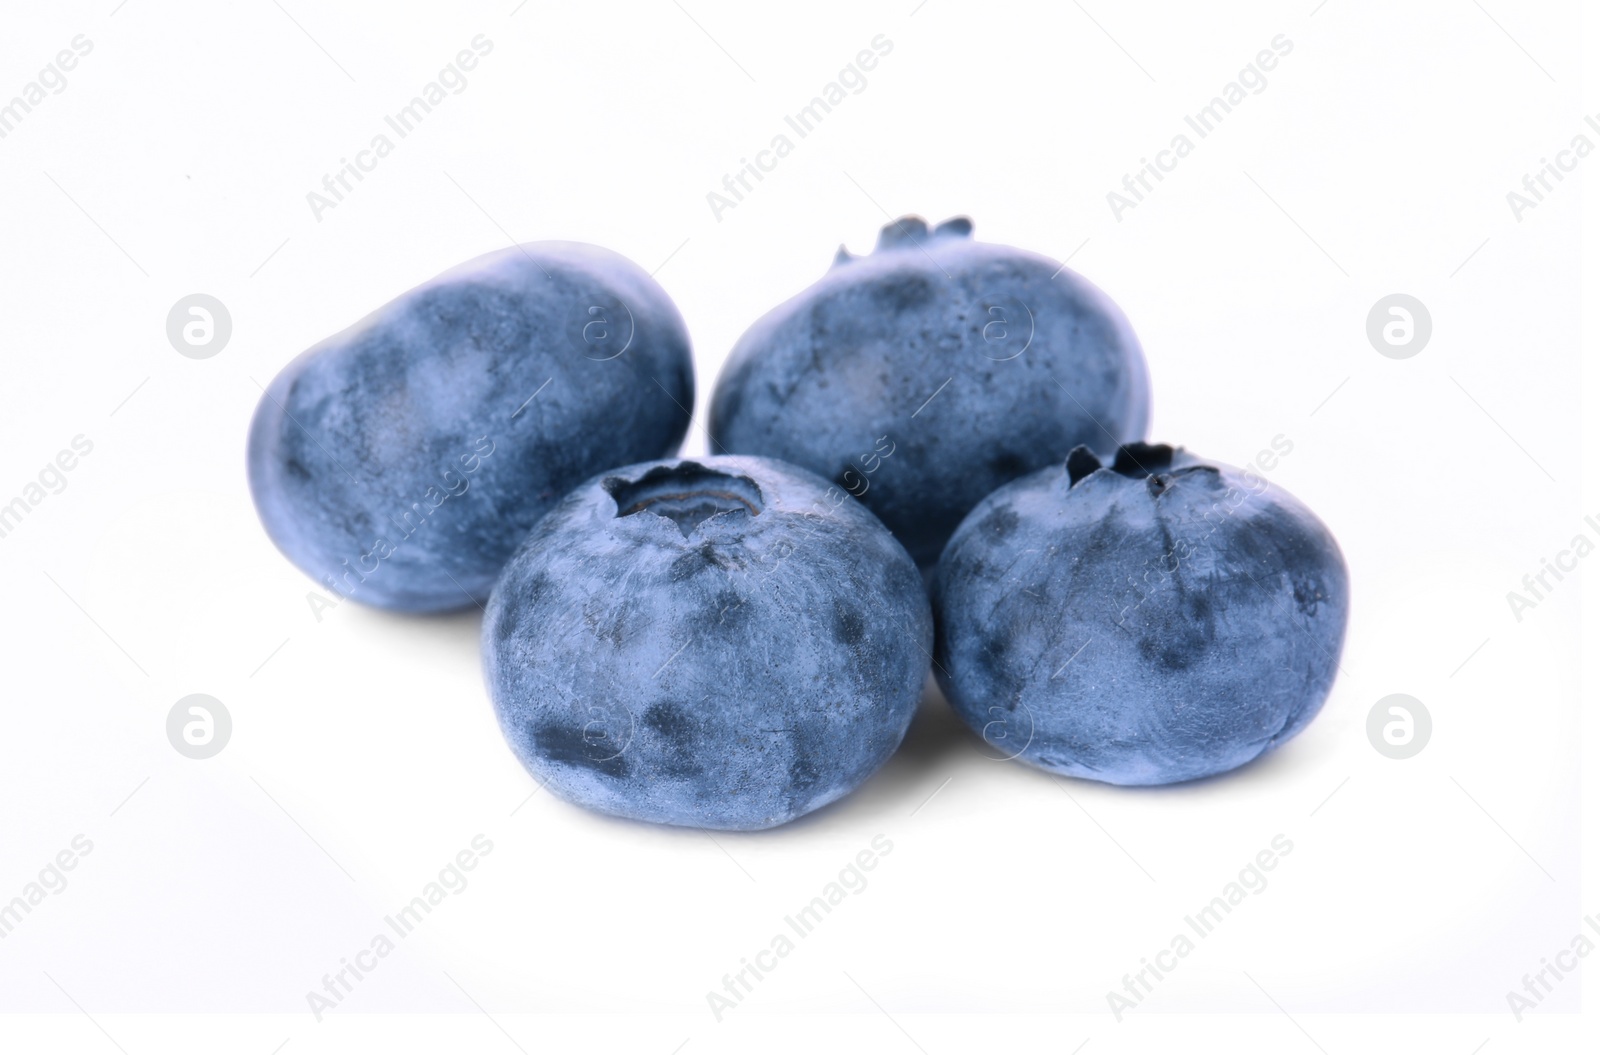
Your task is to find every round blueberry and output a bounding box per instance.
[710,215,1151,565]
[483,455,932,830]
[248,242,694,612]
[933,442,1349,785]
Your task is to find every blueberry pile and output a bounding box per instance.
[250,216,1348,830]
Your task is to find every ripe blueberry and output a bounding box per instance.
[248,242,694,612]
[710,215,1151,565]
[483,455,932,830]
[933,442,1348,785]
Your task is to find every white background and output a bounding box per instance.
[0,0,1593,1051]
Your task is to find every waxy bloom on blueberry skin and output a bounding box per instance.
[248,242,695,613]
[932,443,1349,786]
[483,455,932,831]
[710,215,1151,565]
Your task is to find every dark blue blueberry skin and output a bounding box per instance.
[933,443,1349,785]
[709,216,1151,566]
[248,242,694,612]
[483,455,932,830]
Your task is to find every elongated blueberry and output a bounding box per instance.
[248,242,694,612]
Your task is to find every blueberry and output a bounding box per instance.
[932,442,1348,785]
[710,215,1151,565]
[483,455,932,830]
[248,243,694,612]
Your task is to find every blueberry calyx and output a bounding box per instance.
[1065,446,1103,486]
[604,462,764,539]
[1112,442,1177,477]
[1065,442,1186,490]
[832,215,974,268]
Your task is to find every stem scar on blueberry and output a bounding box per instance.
[604,463,764,539]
